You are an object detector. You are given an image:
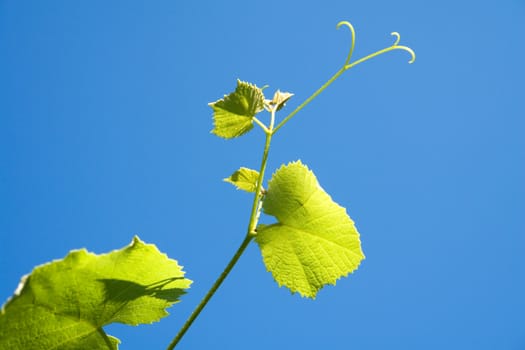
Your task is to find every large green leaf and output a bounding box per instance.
[256,161,364,298]
[0,236,191,350]
[209,79,265,138]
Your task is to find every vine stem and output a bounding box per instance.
[273,29,415,134]
[165,234,253,350]
[167,116,275,350]
[167,21,415,349]
[272,67,346,134]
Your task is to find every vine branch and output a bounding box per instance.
[167,20,415,349]
[273,21,415,134]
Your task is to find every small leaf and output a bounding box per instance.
[224,167,260,193]
[209,79,265,138]
[271,90,294,111]
[0,236,192,350]
[256,161,364,298]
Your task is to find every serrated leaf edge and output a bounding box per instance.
[257,160,365,298]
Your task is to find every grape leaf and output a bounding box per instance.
[0,236,191,350]
[209,79,265,138]
[224,167,260,193]
[256,161,364,298]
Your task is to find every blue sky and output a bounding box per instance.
[1,1,524,349]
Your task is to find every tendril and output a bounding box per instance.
[391,32,401,46]
[396,45,416,64]
[336,21,356,66]
[389,32,416,63]
[337,21,416,69]
[272,21,416,135]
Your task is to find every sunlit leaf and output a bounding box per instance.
[224,167,260,193]
[256,161,364,298]
[209,79,265,138]
[0,236,191,350]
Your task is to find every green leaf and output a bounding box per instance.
[0,236,191,350]
[255,161,364,298]
[209,79,265,138]
[224,167,260,193]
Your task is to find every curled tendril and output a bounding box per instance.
[395,45,416,64]
[336,21,356,66]
[336,21,416,67]
[390,32,416,63]
[272,21,416,134]
[391,32,401,46]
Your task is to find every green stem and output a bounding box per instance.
[166,234,253,350]
[273,67,346,134]
[167,26,415,347]
[273,44,415,134]
[248,111,275,234]
[99,327,114,349]
[167,117,275,350]
[253,116,269,133]
[345,44,415,70]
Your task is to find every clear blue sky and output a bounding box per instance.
[1,1,524,349]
